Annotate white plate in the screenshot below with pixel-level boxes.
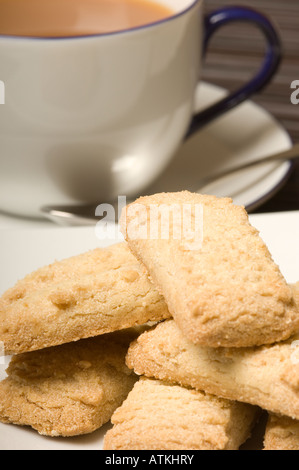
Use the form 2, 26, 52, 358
0, 211, 298, 450
144, 82, 293, 212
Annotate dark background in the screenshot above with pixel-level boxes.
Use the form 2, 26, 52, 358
203, 0, 299, 212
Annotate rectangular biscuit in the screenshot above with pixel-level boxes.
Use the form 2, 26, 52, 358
120, 191, 299, 347
126, 308, 299, 421
0, 329, 138, 437
264, 414, 299, 450
103, 377, 259, 450
0, 242, 170, 355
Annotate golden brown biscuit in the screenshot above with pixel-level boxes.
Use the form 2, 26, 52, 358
121, 191, 299, 347
0, 242, 170, 355
0, 330, 138, 437
103, 377, 258, 450
264, 414, 299, 450
293, 281, 299, 305
126, 318, 299, 420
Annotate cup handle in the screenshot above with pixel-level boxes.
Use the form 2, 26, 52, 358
186, 6, 282, 139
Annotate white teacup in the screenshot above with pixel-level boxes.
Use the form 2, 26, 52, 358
0, 0, 281, 217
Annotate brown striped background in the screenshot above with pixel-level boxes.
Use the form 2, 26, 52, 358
202, 0, 299, 212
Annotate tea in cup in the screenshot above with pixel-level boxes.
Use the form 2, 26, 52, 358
0, 0, 281, 217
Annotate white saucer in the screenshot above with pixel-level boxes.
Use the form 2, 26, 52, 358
144, 82, 293, 211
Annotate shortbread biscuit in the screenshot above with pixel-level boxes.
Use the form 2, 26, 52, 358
0, 330, 138, 437
293, 281, 299, 303
126, 316, 299, 420
264, 414, 299, 450
121, 191, 299, 347
0, 242, 170, 355
103, 377, 258, 450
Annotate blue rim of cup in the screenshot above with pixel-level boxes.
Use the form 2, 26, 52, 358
0, 0, 201, 41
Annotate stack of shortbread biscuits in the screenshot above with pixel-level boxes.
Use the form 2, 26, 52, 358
0, 191, 298, 450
